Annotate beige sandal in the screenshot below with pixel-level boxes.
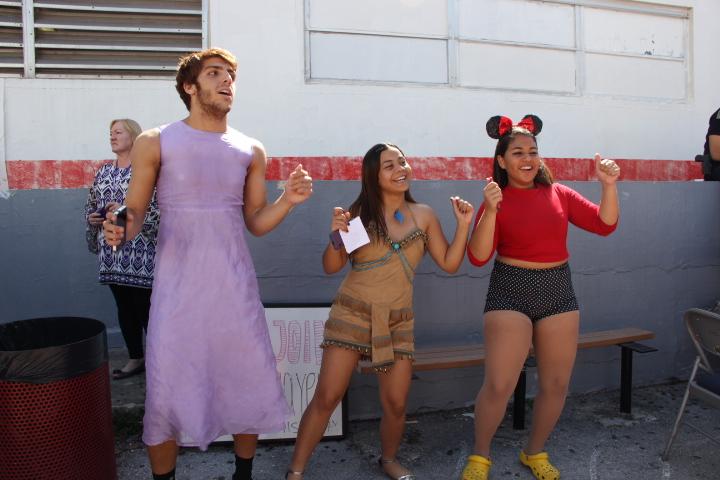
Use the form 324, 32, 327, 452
285, 469, 303, 479
378, 457, 416, 480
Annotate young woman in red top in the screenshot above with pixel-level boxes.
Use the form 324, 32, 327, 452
461, 115, 620, 480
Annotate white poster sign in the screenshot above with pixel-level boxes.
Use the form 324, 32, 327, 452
217, 304, 345, 443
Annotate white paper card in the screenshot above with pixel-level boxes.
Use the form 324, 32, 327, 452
339, 217, 371, 254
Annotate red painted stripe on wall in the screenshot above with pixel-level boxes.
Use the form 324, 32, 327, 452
6, 160, 107, 190
5, 157, 702, 190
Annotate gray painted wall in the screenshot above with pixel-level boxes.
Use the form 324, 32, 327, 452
2, 181, 719, 419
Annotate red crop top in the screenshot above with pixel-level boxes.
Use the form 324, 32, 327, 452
467, 183, 617, 266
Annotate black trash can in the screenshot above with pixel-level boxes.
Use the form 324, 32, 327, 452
0, 317, 117, 480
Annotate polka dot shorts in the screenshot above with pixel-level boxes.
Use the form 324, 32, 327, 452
484, 261, 579, 322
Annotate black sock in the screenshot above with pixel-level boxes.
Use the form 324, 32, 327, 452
233, 454, 254, 480
152, 469, 175, 480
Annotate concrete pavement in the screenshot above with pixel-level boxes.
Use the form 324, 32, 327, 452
110, 349, 719, 480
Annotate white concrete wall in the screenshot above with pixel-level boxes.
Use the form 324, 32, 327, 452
3, 0, 720, 162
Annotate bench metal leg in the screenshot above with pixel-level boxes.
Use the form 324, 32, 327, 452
620, 346, 633, 413
513, 369, 526, 430
619, 342, 657, 414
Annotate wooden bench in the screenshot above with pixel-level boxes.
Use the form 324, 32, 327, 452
358, 327, 657, 429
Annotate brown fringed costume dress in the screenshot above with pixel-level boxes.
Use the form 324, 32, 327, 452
321, 214, 428, 372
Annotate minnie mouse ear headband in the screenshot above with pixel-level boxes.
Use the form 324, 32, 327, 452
486, 114, 543, 139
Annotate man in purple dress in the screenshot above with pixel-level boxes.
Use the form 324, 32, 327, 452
104, 48, 312, 480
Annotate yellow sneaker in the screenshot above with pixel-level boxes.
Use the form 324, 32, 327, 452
519, 450, 560, 480
461, 454, 491, 480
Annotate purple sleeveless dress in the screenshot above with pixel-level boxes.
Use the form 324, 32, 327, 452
142, 121, 290, 449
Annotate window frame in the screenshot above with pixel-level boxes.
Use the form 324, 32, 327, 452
303, 0, 691, 102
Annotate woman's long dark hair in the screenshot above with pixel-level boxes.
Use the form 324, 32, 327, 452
349, 143, 416, 240
492, 127, 554, 188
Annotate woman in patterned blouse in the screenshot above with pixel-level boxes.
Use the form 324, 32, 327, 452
84, 118, 160, 380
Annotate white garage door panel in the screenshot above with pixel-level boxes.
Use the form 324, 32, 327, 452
310, 32, 448, 83
458, 42, 576, 92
